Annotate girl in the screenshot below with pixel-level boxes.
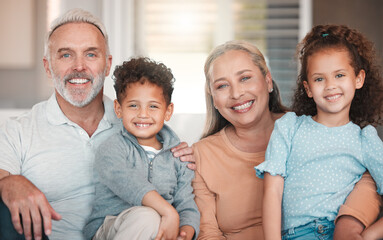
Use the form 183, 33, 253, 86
255, 24, 383, 240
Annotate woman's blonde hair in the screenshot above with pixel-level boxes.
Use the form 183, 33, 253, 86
201, 40, 287, 139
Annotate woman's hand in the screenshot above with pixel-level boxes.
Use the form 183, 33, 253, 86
171, 142, 196, 170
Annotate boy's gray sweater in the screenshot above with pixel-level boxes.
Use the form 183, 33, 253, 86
83, 124, 200, 239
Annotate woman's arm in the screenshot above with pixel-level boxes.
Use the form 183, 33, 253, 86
362, 216, 383, 240
263, 172, 284, 240
334, 172, 382, 240
192, 170, 225, 240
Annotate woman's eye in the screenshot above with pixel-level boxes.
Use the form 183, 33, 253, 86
217, 84, 228, 89
241, 76, 250, 81
335, 74, 344, 78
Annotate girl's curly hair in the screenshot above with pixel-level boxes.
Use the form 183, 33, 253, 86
113, 57, 175, 105
292, 24, 383, 128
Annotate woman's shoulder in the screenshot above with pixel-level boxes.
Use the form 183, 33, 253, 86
193, 129, 223, 149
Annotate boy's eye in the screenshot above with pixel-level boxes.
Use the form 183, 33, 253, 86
128, 104, 137, 108
150, 105, 159, 109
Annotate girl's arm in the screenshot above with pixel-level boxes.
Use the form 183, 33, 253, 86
362, 217, 383, 240
263, 172, 284, 240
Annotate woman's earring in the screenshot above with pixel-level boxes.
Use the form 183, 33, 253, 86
269, 88, 274, 93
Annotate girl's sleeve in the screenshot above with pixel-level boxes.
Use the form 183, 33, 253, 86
336, 171, 382, 228
191, 144, 226, 240
254, 112, 297, 179
361, 126, 383, 195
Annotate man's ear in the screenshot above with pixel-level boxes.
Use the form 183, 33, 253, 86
303, 81, 313, 98
114, 99, 122, 119
355, 69, 365, 89
105, 55, 113, 76
164, 103, 174, 121
43, 57, 52, 78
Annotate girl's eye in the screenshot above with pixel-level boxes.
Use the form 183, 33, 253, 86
335, 73, 344, 78
314, 77, 323, 82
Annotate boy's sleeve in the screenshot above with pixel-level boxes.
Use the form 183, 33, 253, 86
95, 135, 156, 206
336, 172, 382, 228
172, 159, 200, 240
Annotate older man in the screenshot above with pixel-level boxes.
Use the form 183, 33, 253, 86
0, 9, 192, 240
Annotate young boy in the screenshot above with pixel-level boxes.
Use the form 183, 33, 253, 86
83, 57, 200, 240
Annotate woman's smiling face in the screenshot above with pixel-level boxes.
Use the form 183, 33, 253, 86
208, 50, 273, 128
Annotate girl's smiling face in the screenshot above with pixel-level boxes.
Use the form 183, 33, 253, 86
304, 48, 365, 126
208, 50, 273, 128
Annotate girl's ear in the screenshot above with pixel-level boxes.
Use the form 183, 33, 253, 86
356, 69, 366, 89
164, 103, 174, 121
114, 99, 122, 119
303, 81, 313, 98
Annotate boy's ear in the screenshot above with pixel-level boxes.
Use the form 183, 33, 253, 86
114, 99, 122, 119
356, 69, 365, 89
164, 103, 174, 121
303, 81, 313, 98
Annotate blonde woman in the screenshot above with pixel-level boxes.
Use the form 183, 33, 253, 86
192, 40, 381, 240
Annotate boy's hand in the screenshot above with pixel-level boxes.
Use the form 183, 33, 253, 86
177, 225, 195, 240
154, 207, 179, 240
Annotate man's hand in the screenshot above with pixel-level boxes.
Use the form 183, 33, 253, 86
171, 142, 196, 170
333, 215, 364, 240
0, 175, 61, 240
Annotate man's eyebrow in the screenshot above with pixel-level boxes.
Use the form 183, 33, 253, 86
57, 48, 71, 53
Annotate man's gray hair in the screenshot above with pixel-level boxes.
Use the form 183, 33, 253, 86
44, 8, 110, 59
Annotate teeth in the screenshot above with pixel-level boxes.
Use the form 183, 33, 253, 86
68, 78, 89, 84
233, 101, 253, 110
326, 95, 341, 100
136, 123, 150, 128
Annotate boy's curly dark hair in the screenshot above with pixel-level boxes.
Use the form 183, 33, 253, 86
292, 24, 383, 128
113, 57, 175, 105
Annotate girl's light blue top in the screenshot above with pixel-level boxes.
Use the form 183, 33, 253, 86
255, 112, 383, 230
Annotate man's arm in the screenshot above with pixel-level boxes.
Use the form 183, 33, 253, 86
0, 169, 61, 240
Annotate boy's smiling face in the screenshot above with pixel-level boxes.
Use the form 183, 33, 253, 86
114, 81, 174, 149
